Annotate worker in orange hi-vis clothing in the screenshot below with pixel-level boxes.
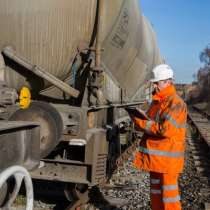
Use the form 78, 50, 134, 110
132, 64, 187, 210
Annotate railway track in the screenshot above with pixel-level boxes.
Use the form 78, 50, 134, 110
188, 105, 210, 210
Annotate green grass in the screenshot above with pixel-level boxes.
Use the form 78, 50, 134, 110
14, 195, 26, 206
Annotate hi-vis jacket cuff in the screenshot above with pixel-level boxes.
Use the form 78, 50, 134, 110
145, 120, 153, 133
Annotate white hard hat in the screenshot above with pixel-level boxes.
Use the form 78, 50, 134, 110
150, 64, 174, 82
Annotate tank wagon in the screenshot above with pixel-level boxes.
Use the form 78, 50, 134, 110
0, 0, 162, 207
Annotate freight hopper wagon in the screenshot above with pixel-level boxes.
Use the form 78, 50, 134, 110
0, 0, 162, 206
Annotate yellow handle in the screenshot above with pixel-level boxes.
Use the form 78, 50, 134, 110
19, 87, 31, 109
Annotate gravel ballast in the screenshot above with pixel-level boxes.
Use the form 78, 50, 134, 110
98, 133, 210, 210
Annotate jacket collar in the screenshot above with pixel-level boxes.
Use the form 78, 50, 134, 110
152, 84, 176, 102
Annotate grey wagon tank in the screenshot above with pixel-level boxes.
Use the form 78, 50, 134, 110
0, 0, 162, 99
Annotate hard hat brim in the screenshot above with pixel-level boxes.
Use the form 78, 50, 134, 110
150, 78, 158, 83
150, 77, 173, 83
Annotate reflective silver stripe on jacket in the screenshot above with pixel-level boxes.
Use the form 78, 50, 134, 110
163, 195, 180, 203
151, 179, 160, 184
145, 120, 153, 132
162, 184, 178, 191
163, 113, 186, 128
151, 189, 161, 194
154, 110, 161, 122
139, 147, 184, 157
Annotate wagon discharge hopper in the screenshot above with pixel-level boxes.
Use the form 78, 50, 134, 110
0, 0, 162, 205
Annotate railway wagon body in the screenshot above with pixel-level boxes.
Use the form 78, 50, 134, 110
0, 0, 162, 204
0, 0, 161, 100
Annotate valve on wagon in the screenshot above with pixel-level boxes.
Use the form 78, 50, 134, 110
0, 81, 18, 107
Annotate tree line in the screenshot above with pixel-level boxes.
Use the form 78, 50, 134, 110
188, 44, 210, 103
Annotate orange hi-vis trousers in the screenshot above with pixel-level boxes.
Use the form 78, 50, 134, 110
150, 172, 182, 210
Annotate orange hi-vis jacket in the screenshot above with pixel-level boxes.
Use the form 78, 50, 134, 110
133, 85, 187, 173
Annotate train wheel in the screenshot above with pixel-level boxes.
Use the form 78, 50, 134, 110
9, 101, 63, 158
64, 184, 88, 202
0, 182, 8, 207
64, 183, 76, 202
64, 184, 89, 210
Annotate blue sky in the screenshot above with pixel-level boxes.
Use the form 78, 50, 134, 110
139, 0, 210, 84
